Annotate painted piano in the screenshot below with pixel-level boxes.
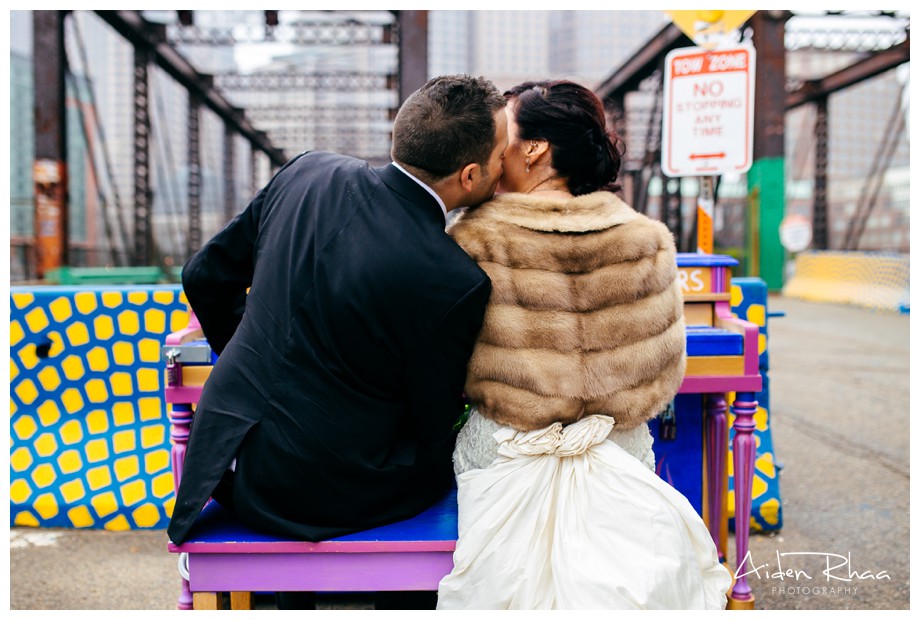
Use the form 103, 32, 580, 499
660, 253, 762, 609
163, 252, 763, 609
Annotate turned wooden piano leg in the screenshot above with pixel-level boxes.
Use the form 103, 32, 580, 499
728, 394, 758, 610
705, 394, 728, 563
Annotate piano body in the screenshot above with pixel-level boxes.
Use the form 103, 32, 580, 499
162, 252, 763, 609
663, 253, 762, 609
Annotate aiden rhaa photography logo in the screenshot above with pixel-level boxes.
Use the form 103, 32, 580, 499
735, 551, 891, 597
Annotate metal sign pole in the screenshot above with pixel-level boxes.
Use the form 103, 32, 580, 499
697, 176, 715, 253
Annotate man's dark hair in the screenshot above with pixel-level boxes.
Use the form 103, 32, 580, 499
391, 75, 505, 182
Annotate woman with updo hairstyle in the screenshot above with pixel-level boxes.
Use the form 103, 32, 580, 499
437, 80, 732, 609
503, 80, 623, 197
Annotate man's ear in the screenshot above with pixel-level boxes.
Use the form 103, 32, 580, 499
459, 162, 480, 193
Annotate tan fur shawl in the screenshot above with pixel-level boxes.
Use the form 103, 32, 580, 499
448, 191, 686, 431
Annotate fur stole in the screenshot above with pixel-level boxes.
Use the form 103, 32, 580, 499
448, 191, 686, 431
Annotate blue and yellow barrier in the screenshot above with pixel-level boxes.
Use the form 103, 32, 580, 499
727, 277, 782, 532
10, 280, 783, 532
10, 286, 189, 529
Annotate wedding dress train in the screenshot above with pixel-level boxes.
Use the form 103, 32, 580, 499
437, 413, 732, 610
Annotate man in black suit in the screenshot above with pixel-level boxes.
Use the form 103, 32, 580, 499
167, 75, 508, 555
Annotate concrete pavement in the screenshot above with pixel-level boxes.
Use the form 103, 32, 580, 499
8, 295, 911, 610
728, 295, 910, 610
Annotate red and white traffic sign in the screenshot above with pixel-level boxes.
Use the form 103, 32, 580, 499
779, 214, 813, 253
662, 45, 756, 177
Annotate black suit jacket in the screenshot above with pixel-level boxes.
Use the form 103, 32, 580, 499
167, 152, 490, 545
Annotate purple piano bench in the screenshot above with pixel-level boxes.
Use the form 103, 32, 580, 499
167, 491, 458, 610
163, 314, 457, 610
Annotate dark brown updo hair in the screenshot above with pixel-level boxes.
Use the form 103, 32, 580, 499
504, 80, 623, 196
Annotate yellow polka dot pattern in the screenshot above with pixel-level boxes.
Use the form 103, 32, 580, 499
726, 277, 782, 532
10, 285, 189, 529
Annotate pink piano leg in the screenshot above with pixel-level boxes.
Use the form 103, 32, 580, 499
169, 402, 195, 610
728, 394, 758, 609
705, 394, 728, 562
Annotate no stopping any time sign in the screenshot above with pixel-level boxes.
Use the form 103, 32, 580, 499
662, 45, 756, 177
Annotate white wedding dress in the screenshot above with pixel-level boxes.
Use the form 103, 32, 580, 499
437, 410, 733, 610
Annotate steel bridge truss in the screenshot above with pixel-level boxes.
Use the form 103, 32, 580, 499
31, 10, 428, 274
596, 10, 910, 254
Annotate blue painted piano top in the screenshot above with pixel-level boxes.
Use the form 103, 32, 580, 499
676, 253, 739, 268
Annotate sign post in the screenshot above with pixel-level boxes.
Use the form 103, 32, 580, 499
662, 44, 756, 254
696, 176, 715, 254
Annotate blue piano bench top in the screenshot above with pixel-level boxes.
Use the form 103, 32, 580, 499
177, 489, 459, 547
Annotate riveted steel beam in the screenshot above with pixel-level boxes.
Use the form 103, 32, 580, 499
187, 94, 202, 256
96, 10, 287, 166
215, 72, 397, 92
395, 10, 428, 104
812, 98, 829, 249
785, 35, 910, 109
32, 10, 70, 276
133, 47, 152, 266
167, 18, 393, 46
595, 13, 909, 112
224, 125, 237, 223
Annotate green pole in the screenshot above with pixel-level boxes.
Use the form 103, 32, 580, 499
748, 11, 789, 291
747, 157, 785, 289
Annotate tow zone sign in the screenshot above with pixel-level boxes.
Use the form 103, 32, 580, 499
662, 45, 756, 177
